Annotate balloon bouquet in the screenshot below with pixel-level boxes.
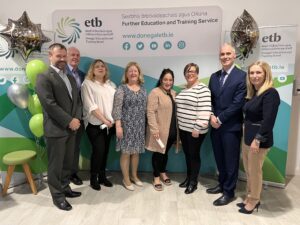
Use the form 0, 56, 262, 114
7, 59, 47, 137
6, 59, 48, 185
1, 11, 50, 138
2, 11, 51, 183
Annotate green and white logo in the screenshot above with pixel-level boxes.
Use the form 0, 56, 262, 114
55, 17, 82, 44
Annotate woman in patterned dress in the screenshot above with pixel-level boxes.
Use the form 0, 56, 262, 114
112, 62, 147, 191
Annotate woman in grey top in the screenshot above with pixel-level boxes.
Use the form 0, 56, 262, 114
112, 62, 147, 191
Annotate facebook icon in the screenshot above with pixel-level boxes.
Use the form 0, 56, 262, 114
123, 42, 131, 51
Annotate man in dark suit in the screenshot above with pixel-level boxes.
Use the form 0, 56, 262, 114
66, 47, 85, 185
207, 43, 246, 206
36, 43, 82, 211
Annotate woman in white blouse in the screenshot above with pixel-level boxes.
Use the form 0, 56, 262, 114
81, 59, 116, 191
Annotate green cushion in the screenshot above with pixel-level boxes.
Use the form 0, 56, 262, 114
3, 150, 37, 165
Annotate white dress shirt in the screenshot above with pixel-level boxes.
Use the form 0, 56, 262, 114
81, 79, 116, 128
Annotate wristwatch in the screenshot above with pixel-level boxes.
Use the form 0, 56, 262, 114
254, 139, 260, 145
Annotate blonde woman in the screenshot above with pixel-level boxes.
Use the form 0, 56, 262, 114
81, 59, 116, 191
112, 62, 147, 191
238, 61, 280, 214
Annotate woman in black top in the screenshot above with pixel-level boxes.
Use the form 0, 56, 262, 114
238, 61, 280, 214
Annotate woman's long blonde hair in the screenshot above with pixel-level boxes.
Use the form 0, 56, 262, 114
246, 60, 273, 99
86, 59, 109, 83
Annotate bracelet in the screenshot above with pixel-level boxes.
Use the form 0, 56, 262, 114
254, 139, 260, 145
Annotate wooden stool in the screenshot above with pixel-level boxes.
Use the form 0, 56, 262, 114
2, 150, 37, 196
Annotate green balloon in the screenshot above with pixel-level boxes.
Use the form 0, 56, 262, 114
28, 94, 43, 115
26, 59, 48, 87
29, 113, 44, 137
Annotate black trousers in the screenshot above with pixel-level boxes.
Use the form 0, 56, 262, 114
45, 134, 75, 202
179, 129, 206, 183
152, 137, 176, 177
86, 123, 114, 175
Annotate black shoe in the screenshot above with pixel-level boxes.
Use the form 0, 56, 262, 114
70, 174, 83, 185
236, 202, 246, 208
98, 172, 113, 187
206, 185, 223, 194
90, 175, 101, 191
184, 183, 197, 194
99, 178, 113, 187
179, 178, 190, 188
53, 199, 72, 211
64, 190, 81, 198
239, 202, 260, 214
213, 195, 234, 206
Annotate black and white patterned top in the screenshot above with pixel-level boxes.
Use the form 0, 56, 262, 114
112, 84, 147, 154
175, 83, 211, 134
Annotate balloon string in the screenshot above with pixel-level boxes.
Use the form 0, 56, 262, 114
24, 110, 46, 185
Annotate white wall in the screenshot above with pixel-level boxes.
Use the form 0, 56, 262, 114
1, 0, 300, 175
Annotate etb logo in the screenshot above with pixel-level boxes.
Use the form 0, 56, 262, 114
85, 17, 103, 27
262, 33, 281, 42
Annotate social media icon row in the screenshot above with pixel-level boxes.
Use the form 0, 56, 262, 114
122, 41, 186, 51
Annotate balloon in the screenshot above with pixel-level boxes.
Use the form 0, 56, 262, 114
26, 59, 48, 87
7, 83, 30, 109
28, 94, 43, 115
0, 11, 51, 61
29, 113, 44, 137
230, 10, 259, 60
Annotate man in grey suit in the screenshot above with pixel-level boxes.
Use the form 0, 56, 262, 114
36, 43, 82, 211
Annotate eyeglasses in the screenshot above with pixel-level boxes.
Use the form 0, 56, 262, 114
186, 70, 198, 75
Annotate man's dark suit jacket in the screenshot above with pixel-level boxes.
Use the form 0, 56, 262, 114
66, 65, 85, 85
36, 67, 82, 138
209, 66, 247, 132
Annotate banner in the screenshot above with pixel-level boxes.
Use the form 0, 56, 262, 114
52, 6, 222, 173
226, 25, 297, 187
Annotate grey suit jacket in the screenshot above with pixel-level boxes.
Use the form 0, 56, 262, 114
36, 66, 82, 138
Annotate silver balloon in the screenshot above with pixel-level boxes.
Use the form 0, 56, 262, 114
230, 10, 259, 60
7, 83, 30, 109
0, 11, 51, 61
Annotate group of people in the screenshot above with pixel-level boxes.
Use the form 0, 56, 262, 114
36, 42, 280, 214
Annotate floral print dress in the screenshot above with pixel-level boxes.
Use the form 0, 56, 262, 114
112, 84, 147, 154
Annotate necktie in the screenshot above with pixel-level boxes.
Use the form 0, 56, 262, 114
219, 71, 227, 87
72, 68, 82, 90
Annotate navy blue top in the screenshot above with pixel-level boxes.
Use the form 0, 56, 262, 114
243, 88, 280, 148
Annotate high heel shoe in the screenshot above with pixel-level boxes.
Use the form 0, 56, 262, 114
238, 202, 260, 214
